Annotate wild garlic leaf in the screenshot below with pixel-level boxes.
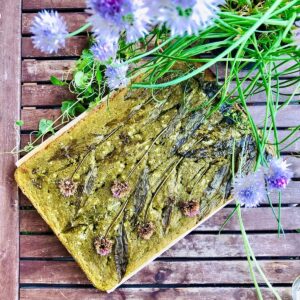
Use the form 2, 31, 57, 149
114, 222, 128, 281
83, 165, 97, 195
132, 167, 149, 225
162, 201, 174, 233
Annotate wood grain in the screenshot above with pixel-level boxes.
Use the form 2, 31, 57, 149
22, 36, 88, 58
20, 207, 300, 233
20, 259, 300, 284
19, 287, 292, 300
22, 13, 89, 34
20, 233, 300, 258
0, 0, 21, 299
225, 80, 300, 103
22, 0, 86, 10
22, 60, 75, 82
13, 1, 300, 298
22, 84, 75, 106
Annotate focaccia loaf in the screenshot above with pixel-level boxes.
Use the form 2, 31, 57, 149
15, 67, 257, 291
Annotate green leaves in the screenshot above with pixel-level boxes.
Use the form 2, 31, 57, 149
15, 120, 24, 127
96, 68, 102, 85
32, 49, 105, 149
37, 119, 55, 137
70, 49, 104, 104
61, 100, 85, 117
50, 76, 67, 86
114, 221, 129, 281
74, 71, 87, 88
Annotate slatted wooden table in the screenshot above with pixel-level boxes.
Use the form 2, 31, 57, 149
0, 0, 300, 299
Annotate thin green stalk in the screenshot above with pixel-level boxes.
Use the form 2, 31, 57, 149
118, 36, 175, 65
237, 205, 281, 300
266, 194, 285, 235
236, 204, 263, 300
277, 192, 282, 237
218, 12, 289, 27
133, 0, 283, 89
67, 23, 91, 37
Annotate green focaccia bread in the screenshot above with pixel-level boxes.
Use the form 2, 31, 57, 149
15, 72, 257, 292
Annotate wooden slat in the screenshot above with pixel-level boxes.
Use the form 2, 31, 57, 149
284, 155, 300, 178
22, 36, 88, 58
20, 207, 300, 233
18, 179, 300, 206
269, 130, 300, 153
22, 84, 75, 106
17, 4, 300, 297
20, 259, 300, 284
225, 80, 300, 103
0, 0, 21, 299
19, 287, 292, 300
21, 83, 300, 106
20, 233, 300, 258
250, 105, 300, 128
22, 59, 300, 82
19, 106, 300, 131
22, 60, 75, 82
22, 13, 89, 35
21, 108, 61, 131
22, 0, 86, 10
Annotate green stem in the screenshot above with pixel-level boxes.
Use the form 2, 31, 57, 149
218, 12, 289, 27
133, 0, 283, 89
237, 204, 263, 300
67, 23, 91, 37
237, 205, 281, 300
117, 36, 175, 66
277, 192, 282, 237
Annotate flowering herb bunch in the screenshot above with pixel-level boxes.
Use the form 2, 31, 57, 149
16, 0, 300, 298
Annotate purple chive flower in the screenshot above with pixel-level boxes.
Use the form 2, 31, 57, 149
158, 0, 224, 37
233, 171, 266, 208
105, 60, 129, 90
86, 0, 150, 44
88, 0, 129, 23
91, 40, 118, 63
30, 10, 68, 54
265, 158, 293, 191
172, 0, 197, 9
123, 2, 151, 43
86, 0, 123, 42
